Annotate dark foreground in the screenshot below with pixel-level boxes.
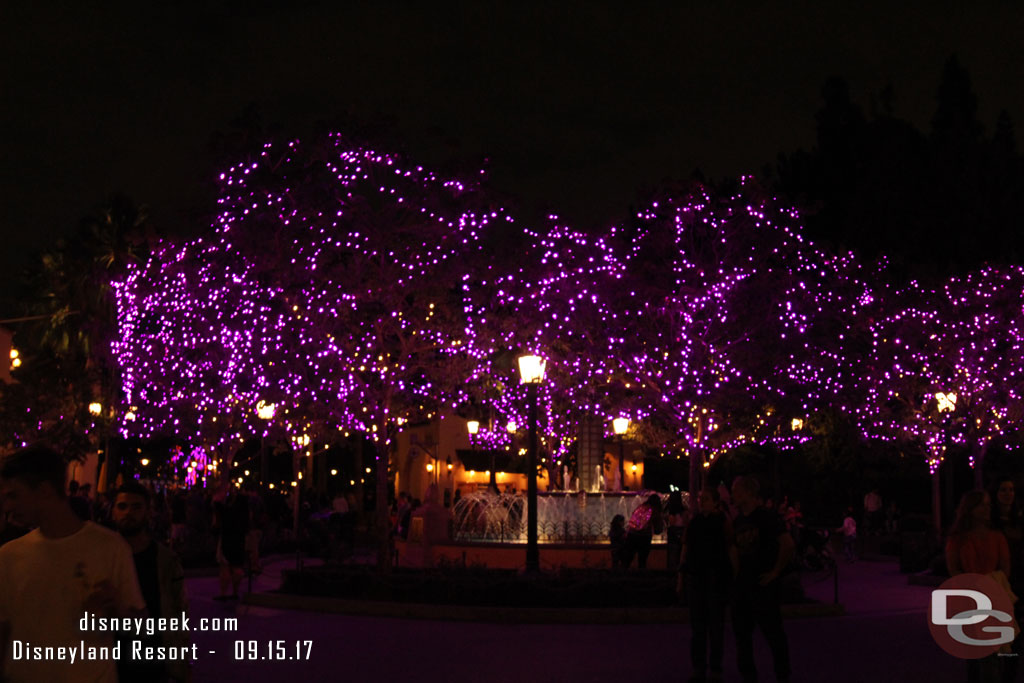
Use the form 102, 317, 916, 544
184, 556, 967, 683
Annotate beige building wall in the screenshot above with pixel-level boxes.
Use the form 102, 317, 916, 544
394, 411, 552, 503
394, 411, 468, 502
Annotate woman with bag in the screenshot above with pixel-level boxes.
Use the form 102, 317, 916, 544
621, 494, 664, 569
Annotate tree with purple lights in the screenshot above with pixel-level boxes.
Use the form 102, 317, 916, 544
113, 135, 506, 567
112, 126, 1024, 552
461, 180, 876, 497
858, 267, 1024, 502
461, 215, 636, 488
610, 180, 875, 496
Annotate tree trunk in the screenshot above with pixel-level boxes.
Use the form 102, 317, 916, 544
689, 416, 705, 501
689, 445, 702, 502
353, 442, 365, 517
375, 439, 392, 573
577, 414, 603, 491
944, 454, 955, 526
773, 446, 781, 505
973, 442, 989, 489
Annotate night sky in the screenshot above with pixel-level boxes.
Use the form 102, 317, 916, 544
3, 1, 1023, 300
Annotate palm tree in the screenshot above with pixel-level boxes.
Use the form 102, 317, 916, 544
11, 195, 154, 467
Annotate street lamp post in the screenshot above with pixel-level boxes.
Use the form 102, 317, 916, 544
612, 417, 629, 492
293, 433, 310, 570
88, 402, 112, 493
467, 419, 496, 493
935, 391, 957, 531
256, 401, 276, 486
518, 355, 546, 573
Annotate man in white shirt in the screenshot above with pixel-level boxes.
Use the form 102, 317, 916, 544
0, 446, 146, 683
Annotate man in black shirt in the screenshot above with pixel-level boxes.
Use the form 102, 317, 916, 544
680, 487, 737, 683
113, 481, 190, 683
730, 476, 793, 683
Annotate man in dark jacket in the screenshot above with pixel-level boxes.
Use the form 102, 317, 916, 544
731, 476, 793, 683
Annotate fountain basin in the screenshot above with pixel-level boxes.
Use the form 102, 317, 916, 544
395, 537, 670, 570
451, 490, 681, 544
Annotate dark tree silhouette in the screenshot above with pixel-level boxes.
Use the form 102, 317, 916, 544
770, 56, 1024, 277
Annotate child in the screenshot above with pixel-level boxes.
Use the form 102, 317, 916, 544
839, 507, 857, 562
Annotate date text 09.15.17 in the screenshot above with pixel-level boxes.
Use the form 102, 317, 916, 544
233, 640, 313, 661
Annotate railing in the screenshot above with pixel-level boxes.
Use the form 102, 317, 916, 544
453, 520, 668, 545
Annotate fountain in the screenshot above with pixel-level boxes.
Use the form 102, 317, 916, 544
451, 490, 687, 544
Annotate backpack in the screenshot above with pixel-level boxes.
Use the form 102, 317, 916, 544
628, 504, 654, 533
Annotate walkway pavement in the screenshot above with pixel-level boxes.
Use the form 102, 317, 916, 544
182, 554, 969, 683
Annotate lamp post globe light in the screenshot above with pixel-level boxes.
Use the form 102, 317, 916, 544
256, 401, 277, 421
935, 392, 957, 414
612, 417, 629, 492
517, 355, 546, 573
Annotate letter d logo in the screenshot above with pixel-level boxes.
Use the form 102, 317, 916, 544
932, 589, 992, 626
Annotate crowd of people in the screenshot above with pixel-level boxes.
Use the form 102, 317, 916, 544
607, 478, 793, 683
604, 481, 906, 683
598, 475, 1024, 683
7, 437, 1021, 683
0, 444, 363, 682
0, 446, 190, 682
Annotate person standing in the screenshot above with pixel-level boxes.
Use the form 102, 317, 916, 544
947, 489, 1011, 577
112, 481, 191, 683
991, 477, 1024, 683
170, 488, 187, 550
0, 446, 145, 683
622, 494, 664, 569
395, 491, 412, 539
730, 476, 793, 683
609, 514, 627, 569
948, 489, 1013, 683
244, 482, 266, 575
838, 507, 858, 562
68, 479, 92, 521
679, 487, 737, 683
863, 488, 882, 535
665, 490, 688, 572
213, 483, 249, 600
